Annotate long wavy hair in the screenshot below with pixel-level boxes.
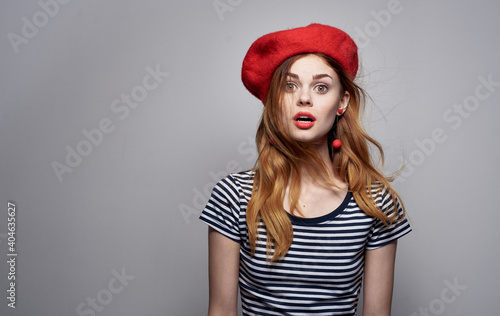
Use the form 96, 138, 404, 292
246, 53, 406, 262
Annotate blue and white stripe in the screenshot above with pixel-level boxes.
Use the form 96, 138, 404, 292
200, 170, 412, 316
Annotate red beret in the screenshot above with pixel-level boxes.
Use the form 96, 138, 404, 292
241, 23, 358, 104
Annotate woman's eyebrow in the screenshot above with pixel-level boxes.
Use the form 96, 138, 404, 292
285, 72, 333, 80
312, 74, 333, 80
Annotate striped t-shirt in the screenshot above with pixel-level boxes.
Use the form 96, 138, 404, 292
199, 170, 412, 316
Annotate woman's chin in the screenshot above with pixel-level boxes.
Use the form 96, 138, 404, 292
295, 137, 328, 147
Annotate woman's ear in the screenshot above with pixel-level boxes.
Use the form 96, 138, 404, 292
337, 91, 350, 115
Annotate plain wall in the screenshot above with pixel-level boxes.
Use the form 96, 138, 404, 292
1, 0, 499, 315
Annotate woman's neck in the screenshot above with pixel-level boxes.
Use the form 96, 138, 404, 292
294, 140, 346, 190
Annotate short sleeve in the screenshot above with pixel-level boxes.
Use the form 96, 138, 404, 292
199, 175, 242, 243
366, 189, 412, 250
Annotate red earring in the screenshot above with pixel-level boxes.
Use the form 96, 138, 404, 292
332, 139, 341, 149
333, 110, 343, 149
269, 137, 275, 145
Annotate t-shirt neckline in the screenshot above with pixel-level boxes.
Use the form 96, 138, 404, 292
286, 190, 353, 225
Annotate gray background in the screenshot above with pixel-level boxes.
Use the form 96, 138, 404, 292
1, 0, 499, 315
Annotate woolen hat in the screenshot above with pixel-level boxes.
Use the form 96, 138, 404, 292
241, 23, 358, 104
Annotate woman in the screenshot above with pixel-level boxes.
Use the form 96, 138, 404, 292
200, 23, 412, 316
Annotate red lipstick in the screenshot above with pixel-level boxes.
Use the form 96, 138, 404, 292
293, 111, 316, 129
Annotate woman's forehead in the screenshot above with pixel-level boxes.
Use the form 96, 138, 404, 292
288, 55, 336, 78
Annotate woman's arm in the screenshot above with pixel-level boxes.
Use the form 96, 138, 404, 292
362, 241, 398, 316
207, 227, 240, 316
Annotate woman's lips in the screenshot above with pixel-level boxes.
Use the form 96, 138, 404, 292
294, 120, 315, 128
293, 111, 316, 129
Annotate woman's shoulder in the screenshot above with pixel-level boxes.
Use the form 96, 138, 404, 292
211, 170, 255, 205
229, 169, 255, 181
366, 181, 398, 207
365, 181, 407, 221
217, 169, 255, 191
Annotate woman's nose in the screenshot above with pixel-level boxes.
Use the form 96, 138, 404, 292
297, 90, 312, 106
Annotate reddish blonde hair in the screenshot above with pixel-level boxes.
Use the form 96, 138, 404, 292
246, 53, 406, 262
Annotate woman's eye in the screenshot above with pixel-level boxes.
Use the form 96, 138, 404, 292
285, 82, 296, 91
314, 84, 328, 93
